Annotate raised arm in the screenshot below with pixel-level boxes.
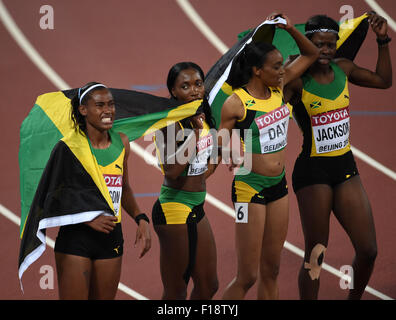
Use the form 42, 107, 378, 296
336, 13, 392, 89
269, 14, 319, 86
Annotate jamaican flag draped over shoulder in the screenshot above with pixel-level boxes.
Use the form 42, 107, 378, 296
205, 14, 370, 129
18, 88, 202, 282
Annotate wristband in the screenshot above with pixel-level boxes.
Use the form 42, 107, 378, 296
377, 36, 391, 46
134, 213, 150, 225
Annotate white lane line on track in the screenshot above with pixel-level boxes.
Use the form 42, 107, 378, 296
175, 0, 228, 54
351, 146, 396, 181
176, 0, 396, 182
0, 0, 147, 301
364, 0, 396, 32
0, 1, 68, 90
176, 0, 395, 300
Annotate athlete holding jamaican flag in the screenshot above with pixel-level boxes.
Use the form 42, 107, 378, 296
19, 83, 152, 298
19, 87, 203, 238
283, 12, 392, 300
18, 83, 203, 295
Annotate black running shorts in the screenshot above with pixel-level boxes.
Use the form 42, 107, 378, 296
54, 221, 124, 259
292, 150, 359, 192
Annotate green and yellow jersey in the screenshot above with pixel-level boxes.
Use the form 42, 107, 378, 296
234, 87, 292, 154
294, 61, 351, 158
89, 129, 125, 223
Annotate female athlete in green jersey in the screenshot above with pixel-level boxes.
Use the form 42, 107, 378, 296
284, 13, 392, 300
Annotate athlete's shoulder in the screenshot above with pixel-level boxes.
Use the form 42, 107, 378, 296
333, 58, 353, 77
227, 91, 245, 104
117, 131, 127, 140
223, 92, 245, 119
117, 131, 129, 152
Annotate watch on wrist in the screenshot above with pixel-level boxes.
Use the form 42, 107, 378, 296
377, 36, 391, 46
134, 213, 150, 225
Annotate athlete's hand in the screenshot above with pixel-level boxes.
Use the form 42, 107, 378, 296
227, 154, 243, 172
135, 220, 151, 258
190, 113, 205, 130
85, 215, 117, 233
189, 113, 205, 144
368, 12, 388, 39
267, 13, 292, 31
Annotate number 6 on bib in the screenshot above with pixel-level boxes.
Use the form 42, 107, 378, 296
235, 203, 248, 223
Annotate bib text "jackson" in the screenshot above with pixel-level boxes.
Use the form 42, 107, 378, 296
311, 107, 350, 154
104, 174, 123, 216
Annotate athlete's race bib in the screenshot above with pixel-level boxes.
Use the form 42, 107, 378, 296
311, 107, 350, 154
103, 174, 123, 216
255, 104, 290, 154
187, 133, 213, 176
234, 202, 248, 223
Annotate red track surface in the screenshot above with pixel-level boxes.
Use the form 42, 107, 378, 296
1, 0, 395, 300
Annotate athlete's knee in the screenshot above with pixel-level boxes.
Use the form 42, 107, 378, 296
162, 288, 188, 300
355, 243, 377, 264
162, 283, 188, 300
303, 243, 327, 281
207, 277, 219, 297
192, 277, 219, 299
237, 271, 258, 290
260, 261, 280, 280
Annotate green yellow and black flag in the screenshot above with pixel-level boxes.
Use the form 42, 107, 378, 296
205, 14, 370, 129
18, 129, 115, 283
18, 88, 202, 283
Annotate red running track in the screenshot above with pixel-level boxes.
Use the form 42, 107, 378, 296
0, 0, 395, 300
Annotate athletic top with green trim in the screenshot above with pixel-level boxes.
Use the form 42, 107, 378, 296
293, 61, 351, 158
234, 87, 292, 154
89, 129, 125, 223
